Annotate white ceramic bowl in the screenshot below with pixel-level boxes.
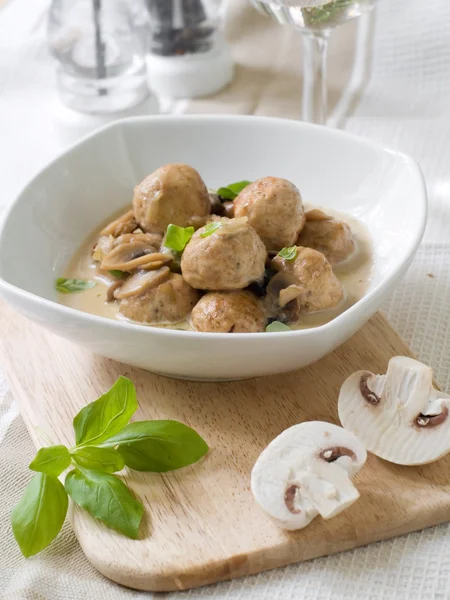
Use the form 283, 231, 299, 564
0, 116, 426, 380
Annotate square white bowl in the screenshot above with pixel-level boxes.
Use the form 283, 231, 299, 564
0, 116, 426, 380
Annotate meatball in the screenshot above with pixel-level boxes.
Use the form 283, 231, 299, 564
118, 273, 200, 324
133, 164, 211, 234
191, 291, 266, 333
297, 209, 355, 265
181, 218, 267, 290
271, 246, 344, 315
233, 177, 305, 251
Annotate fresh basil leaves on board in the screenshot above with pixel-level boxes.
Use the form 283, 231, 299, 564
11, 377, 208, 557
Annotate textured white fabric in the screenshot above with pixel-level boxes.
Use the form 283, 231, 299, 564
2, 0, 450, 598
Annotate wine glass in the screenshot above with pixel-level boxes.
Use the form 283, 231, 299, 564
251, 0, 376, 124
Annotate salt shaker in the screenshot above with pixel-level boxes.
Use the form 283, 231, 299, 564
48, 0, 150, 113
146, 0, 234, 98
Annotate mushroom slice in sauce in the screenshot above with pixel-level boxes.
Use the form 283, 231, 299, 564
93, 232, 162, 264
113, 232, 163, 248
101, 242, 170, 272
100, 209, 138, 237
114, 267, 171, 300
265, 272, 300, 318
251, 421, 367, 530
106, 280, 124, 303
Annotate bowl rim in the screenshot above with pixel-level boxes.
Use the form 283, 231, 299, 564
0, 114, 428, 340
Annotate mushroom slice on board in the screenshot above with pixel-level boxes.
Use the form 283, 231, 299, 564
338, 356, 450, 466
251, 421, 366, 530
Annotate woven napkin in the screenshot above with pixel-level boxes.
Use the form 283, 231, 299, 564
1, 0, 450, 598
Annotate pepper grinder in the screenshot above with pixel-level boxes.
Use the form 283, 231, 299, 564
48, 0, 150, 113
146, 0, 234, 99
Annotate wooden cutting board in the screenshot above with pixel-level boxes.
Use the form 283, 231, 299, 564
1, 301, 450, 592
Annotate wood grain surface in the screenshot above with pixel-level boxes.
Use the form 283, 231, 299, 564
1, 301, 450, 592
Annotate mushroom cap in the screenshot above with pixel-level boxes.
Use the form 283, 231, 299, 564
191, 291, 266, 333
338, 356, 450, 466
297, 210, 355, 266
271, 246, 344, 316
251, 421, 366, 530
181, 218, 267, 290
118, 273, 200, 324
132, 164, 211, 234
233, 177, 305, 251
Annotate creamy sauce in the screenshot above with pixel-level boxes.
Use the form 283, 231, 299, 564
60, 205, 374, 331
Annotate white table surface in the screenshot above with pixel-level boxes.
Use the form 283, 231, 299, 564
1, 0, 450, 598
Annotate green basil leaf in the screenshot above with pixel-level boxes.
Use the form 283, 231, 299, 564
73, 376, 137, 447
109, 270, 127, 279
72, 446, 125, 473
266, 321, 291, 332
29, 445, 71, 477
11, 473, 68, 558
65, 468, 143, 539
200, 222, 222, 238
101, 421, 209, 472
277, 246, 298, 261
164, 224, 194, 252
55, 278, 96, 294
216, 180, 252, 200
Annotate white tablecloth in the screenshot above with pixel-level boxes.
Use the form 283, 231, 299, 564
2, 0, 450, 598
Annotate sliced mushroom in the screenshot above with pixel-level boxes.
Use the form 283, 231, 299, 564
279, 285, 303, 308
113, 267, 171, 300
113, 232, 163, 248
101, 241, 170, 272
92, 232, 162, 264
338, 356, 450, 465
100, 209, 137, 237
251, 421, 367, 530
106, 280, 124, 302
92, 235, 115, 262
264, 272, 301, 321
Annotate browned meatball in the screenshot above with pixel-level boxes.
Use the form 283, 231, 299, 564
233, 177, 305, 251
191, 291, 266, 333
271, 246, 344, 316
181, 218, 267, 290
133, 164, 211, 234
118, 273, 200, 324
297, 209, 355, 266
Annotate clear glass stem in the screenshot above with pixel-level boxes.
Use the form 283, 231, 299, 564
301, 30, 330, 125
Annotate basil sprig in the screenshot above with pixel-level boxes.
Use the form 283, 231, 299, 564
200, 222, 222, 238
55, 278, 96, 294
109, 270, 127, 279
11, 377, 208, 558
216, 180, 252, 200
277, 246, 298, 261
164, 224, 194, 252
266, 321, 291, 332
